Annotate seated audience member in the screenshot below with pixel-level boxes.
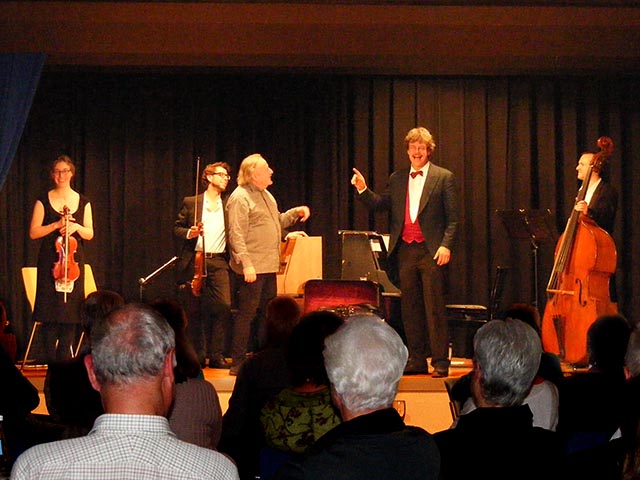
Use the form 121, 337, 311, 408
219, 295, 301, 480
558, 314, 631, 453
276, 315, 440, 480
259, 311, 343, 477
456, 374, 559, 431
151, 298, 223, 449
434, 319, 563, 480
0, 299, 17, 361
620, 326, 640, 479
11, 303, 239, 480
504, 303, 564, 385
559, 314, 632, 478
44, 290, 124, 436
0, 342, 40, 467
623, 423, 640, 480
451, 304, 561, 431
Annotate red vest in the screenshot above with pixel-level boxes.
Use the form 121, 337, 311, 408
402, 188, 425, 243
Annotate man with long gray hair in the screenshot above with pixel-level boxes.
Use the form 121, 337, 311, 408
276, 315, 440, 480
226, 153, 310, 372
12, 303, 239, 479
434, 318, 563, 479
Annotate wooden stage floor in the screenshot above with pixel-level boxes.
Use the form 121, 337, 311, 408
23, 357, 473, 434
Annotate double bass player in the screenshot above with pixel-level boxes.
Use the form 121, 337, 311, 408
542, 138, 619, 365
574, 151, 618, 248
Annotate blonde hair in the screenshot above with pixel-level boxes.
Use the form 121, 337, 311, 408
405, 127, 436, 154
237, 153, 265, 186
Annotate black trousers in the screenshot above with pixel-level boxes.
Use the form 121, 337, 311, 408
397, 241, 450, 368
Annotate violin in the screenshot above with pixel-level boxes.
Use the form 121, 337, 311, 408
52, 205, 81, 302
190, 157, 207, 297
191, 223, 206, 297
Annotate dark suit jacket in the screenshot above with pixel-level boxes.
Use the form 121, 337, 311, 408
435, 405, 563, 480
359, 162, 458, 262
587, 180, 617, 235
173, 193, 229, 284
275, 408, 440, 480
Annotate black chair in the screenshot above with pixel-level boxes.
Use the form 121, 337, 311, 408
446, 266, 508, 358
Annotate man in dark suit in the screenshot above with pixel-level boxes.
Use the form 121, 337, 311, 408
574, 151, 618, 301
574, 151, 617, 236
174, 162, 233, 369
351, 127, 458, 376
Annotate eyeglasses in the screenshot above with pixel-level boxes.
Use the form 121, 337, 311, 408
53, 169, 72, 176
212, 172, 230, 179
408, 145, 428, 152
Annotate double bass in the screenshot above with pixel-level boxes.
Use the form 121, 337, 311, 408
541, 137, 618, 365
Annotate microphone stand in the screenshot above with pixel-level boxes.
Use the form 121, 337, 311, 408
138, 256, 178, 301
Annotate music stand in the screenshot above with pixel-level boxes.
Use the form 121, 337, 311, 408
496, 209, 557, 308
138, 256, 178, 301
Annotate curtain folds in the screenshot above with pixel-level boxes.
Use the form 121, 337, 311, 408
1, 72, 638, 351
0, 53, 45, 190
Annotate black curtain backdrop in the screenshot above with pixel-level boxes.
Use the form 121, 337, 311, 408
1, 71, 639, 353
0, 53, 45, 190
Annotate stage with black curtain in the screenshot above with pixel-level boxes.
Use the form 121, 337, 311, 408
1, 71, 640, 355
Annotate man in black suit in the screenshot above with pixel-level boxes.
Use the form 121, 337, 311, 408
574, 151, 617, 236
352, 127, 458, 376
174, 162, 233, 369
574, 151, 618, 301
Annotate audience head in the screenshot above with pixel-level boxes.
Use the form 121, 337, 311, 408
80, 290, 125, 337
324, 315, 408, 418
587, 313, 631, 373
472, 318, 541, 407
286, 310, 343, 388
0, 299, 8, 332
504, 303, 541, 337
150, 298, 200, 383
626, 327, 640, 379
88, 303, 175, 388
265, 295, 302, 348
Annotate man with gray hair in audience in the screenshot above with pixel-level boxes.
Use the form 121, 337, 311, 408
11, 303, 239, 480
434, 318, 563, 480
276, 314, 440, 480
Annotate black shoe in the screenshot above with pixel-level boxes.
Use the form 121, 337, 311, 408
209, 355, 231, 369
431, 361, 450, 378
432, 367, 449, 378
229, 358, 246, 376
404, 358, 428, 375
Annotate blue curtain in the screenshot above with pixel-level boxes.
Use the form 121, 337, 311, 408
0, 53, 45, 190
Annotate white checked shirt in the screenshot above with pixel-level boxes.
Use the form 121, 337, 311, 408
11, 414, 239, 480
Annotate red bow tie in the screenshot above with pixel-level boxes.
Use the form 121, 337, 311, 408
410, 170, 423, 179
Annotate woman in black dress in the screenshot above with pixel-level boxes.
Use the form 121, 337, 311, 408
28, 155, 94, 363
